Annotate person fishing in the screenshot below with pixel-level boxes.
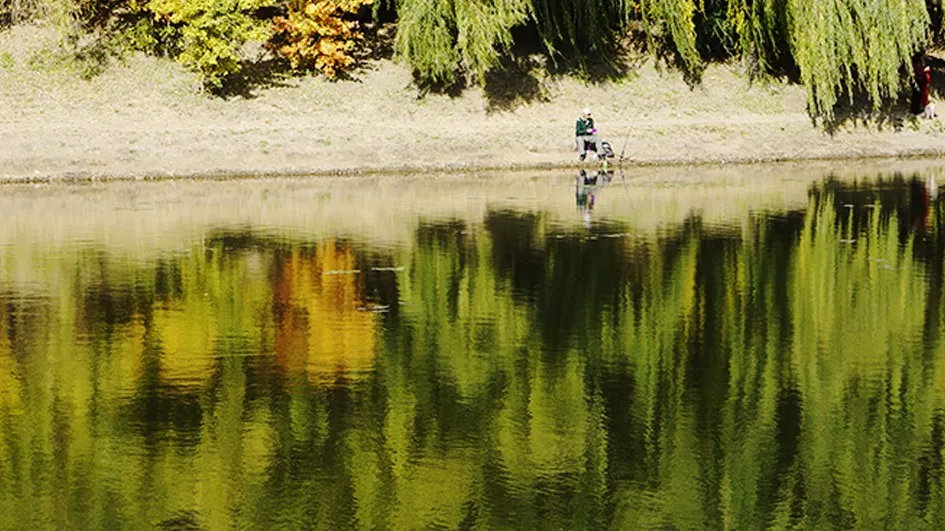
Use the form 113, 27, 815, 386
575, 108, 601, 161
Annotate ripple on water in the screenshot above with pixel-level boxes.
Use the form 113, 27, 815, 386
1, 171, 944, 528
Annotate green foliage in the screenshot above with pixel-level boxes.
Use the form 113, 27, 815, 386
389, 0, 932, 120
638, 0, 701, 72
454, 0, 529, 80
724, 0, 928, 118
694, 0, 736, 59
787, 0, 929, 119
0, 50, 13, 67
146, 0, 275, 88
116, 12, 179, 56
394, 0, 638, 84
0, 0, 938, 115
929, 0, 945, 41
115, 0, 372, 87
394, 0, 460, 84
394, 0, 530, 85
26, 37, 115, 78
391, 0, 696, 85
0, 0, 48, 27
530, 0, 631, 62
725, 0, 789, 72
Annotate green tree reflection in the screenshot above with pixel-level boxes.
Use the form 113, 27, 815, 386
0, 178, 943, 529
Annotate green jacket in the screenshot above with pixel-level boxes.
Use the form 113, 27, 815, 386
576, 116, 595, 136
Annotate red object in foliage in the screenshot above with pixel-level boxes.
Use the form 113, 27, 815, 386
920, 67, 931, 108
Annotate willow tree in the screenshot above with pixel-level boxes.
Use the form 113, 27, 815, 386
690, 0, 930, 118
392, 0, 700, 83
394, 0, 530, 84
725, 0, 790, 72
391, 0, 933, 122
638, 0, 701, 72
786, 0, 929, 119
529, 0, 631, 61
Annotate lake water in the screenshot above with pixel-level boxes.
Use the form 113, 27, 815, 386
1, 163, 944, 529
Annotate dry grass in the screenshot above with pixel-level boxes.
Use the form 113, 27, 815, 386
2, 24, 945, 181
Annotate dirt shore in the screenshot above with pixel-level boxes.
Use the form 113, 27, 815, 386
2, 25, 945, 182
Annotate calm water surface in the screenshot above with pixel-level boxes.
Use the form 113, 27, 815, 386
1, 165, 944, 528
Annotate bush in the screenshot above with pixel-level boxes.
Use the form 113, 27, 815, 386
268, 0, 371, 78
26, 36, 113, 79
1, 0, 48, 27
146, 0, 276, 88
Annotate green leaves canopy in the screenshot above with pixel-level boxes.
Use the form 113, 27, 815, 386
5, 0, 936, 116
392, 0, 931, 119
395, 0, 530, 84
786, 0, 929, 117
148, 0, 276, 88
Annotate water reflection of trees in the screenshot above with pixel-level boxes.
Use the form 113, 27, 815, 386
273, 240, 377, 385
0, 179, 944, 528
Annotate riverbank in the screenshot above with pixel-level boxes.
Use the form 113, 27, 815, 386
2, 25, 945, 182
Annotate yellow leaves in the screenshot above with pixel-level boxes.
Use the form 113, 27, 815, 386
273, 242, 377, 386
269, 0, 370, 79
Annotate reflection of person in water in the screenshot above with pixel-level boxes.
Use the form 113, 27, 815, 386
923, 175, 938, 228
909, 176, 939, 230
576, 170, 613, 228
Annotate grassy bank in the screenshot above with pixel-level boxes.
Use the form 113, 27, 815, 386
2, 25, 945, 182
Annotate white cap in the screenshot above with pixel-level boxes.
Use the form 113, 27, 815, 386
583, 108, 591, 115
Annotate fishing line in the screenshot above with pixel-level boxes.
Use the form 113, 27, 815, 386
618, 124, 632, 166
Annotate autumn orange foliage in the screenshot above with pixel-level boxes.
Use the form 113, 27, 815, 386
269, 0, 371, 79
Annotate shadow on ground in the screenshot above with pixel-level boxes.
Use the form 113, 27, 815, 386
482, 28, 642, 113
822, 54, 945, 134
215, 58, 295, 99
483, 54, 551, 112
217, 21, 397, 99
823, 97, 914, 135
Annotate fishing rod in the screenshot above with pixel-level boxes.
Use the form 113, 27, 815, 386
616, 124, 632, 183
618, 124, 632, 165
